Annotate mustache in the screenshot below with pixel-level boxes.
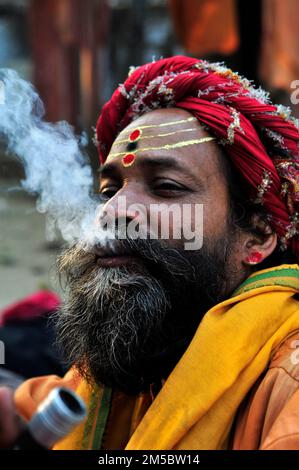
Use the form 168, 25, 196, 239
97, 238, 196, 275
60, 237, 197, 281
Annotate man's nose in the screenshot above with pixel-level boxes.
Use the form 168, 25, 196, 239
99, 185, 148, 231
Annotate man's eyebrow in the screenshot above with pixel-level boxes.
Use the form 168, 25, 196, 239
138, 156, 199, 182
99, 156, 202, 185
98, 162, 119, 179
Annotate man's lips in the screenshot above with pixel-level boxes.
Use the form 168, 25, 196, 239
94, 244, 143, 267
96, 254, 142, 267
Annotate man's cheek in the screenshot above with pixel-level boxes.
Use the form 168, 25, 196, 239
203, 200, 228, 240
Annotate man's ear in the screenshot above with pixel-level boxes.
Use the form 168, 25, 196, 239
241, 215, 277, 266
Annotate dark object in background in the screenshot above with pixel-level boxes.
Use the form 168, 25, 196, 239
236, 0, 262, 85
0, 367, 23, 390
0, 290, 66, 379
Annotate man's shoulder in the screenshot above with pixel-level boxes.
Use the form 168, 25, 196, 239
233, 330, 299, 450
259, 330, 299, 449
269, 329, 299, 380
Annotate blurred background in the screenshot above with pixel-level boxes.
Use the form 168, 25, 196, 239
1, 0, 299, 381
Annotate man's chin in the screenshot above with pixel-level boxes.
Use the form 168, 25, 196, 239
80, 354, 170, 396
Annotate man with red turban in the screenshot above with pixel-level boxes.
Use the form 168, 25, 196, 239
1, 56, 299, 450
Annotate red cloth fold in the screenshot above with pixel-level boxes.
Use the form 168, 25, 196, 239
0, 291, 60, 326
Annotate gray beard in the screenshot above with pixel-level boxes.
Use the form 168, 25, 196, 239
56, 266, 176, 394
55, 237, 235, 395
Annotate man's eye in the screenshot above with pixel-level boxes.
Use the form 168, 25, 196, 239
153, 180, 187, 193
99, 187, 119, 199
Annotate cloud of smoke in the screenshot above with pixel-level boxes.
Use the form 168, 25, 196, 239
0, 80, 4, 105
0, 68, 102, 245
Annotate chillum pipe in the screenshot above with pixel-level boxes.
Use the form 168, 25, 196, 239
14, 387, 87, 449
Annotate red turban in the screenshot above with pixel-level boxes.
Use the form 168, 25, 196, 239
96, 56, 299, 259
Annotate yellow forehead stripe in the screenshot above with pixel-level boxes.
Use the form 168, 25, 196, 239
121, 116, 197, 132
114, 127, 199, 146
108, 137, 216, 158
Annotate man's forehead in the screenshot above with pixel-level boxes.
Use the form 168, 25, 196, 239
106, 108, 215, 168
114, 108, 201, 140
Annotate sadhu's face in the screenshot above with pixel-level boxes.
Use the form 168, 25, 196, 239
99, 107, 230, 258
55, 109, 253, 394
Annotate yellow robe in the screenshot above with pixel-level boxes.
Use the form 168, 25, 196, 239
15, 264, 299, 449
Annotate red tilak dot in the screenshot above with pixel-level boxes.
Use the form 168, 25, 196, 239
129, 129, 141, 142
122, 153, 135, 167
